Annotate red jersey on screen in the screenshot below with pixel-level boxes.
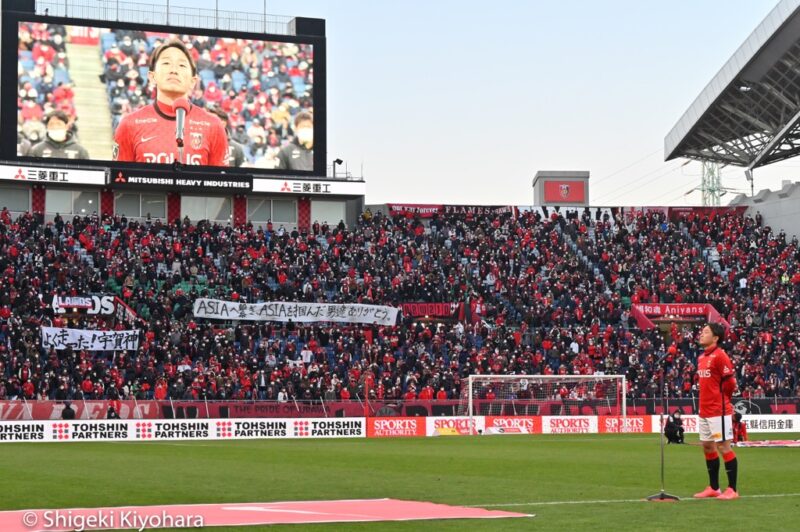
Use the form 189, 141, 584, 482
697, 345, 735, 417
113, 100, 228, 166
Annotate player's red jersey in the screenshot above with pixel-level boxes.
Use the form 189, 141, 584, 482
697, 345, 735, 417
113, 100, 228, 166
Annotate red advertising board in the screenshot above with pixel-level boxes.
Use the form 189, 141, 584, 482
542, 416, 597, 434
485, 416, 542, 434
367, 417, 426, 438
543, 181, 586, 203
598, 416, 651, 433
401, 302, 464, 320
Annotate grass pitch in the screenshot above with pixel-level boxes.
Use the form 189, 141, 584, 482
2, 433, 799, 531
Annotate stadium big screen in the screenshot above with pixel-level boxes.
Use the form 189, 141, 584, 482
1, 13, 326, 177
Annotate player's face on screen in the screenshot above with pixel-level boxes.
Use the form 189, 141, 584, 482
148, 46, 198, 100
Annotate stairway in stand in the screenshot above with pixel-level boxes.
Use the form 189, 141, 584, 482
64, 42, 114, 160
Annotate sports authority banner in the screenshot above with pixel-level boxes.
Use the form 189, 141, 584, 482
630, 303, 730, 331
0, 418, 365, 443
542, 416, 598, 434
192, 299, 400, 326
425, 416, 483, 436
367, 417, 426, 438
401, 302, 464, 321
598, 416, 651, 433
0, 164, 106, 185
41, 327, 140, 351
484, 416, 542, 435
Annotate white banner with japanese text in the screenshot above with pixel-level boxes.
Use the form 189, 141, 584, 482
41, 328, 140, 351
192, 299, 400, 326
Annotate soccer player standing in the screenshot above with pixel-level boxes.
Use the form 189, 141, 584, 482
694, 323, 739, 500
113, 40, 228, 166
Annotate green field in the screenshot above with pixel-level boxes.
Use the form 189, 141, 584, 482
2, 433, 799, 531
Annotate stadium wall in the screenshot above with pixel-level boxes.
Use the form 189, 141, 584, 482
0, 163, 365, 230
730, 180, 800, 236
0, 414, 797, 443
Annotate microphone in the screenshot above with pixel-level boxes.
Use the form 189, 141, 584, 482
174, 97, 190, 148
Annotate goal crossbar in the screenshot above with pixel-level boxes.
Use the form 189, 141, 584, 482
462, 375, 627, 435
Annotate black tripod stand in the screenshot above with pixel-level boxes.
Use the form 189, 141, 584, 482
647, 359, 680, 502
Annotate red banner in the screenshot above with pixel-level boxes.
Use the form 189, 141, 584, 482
401, 302, 464, 320
387, 204, 516, 218
543, 181, 586, 203
667, 206, 747, 220
68, 26, 101, 45
485, 416, 542, 434
442, 205, 516, 216
630, 303, 730, 330
598, 415, 651, 433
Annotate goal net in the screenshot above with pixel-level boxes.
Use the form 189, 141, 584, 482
458, 375, 626, 432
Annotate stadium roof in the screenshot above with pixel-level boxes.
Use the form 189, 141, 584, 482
665, 0, 800, 168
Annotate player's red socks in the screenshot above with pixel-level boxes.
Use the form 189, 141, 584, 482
705, 452, 720, 490
723, 451, 738, 491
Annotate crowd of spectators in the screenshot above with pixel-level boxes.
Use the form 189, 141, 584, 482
17, 23, 77, 156
0, 205, 798, 406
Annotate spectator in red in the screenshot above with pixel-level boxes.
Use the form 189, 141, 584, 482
732, 413, 748, 443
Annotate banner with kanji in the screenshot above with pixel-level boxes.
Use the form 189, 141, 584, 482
192, 299, 400, 326
41, 328, 140, 351
630, 303, 729, 330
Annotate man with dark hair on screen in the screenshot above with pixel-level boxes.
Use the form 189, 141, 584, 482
276, 111, 313, 171
29, 110, 89, 160
113, 40, 228, 166
694, 322, 740, 500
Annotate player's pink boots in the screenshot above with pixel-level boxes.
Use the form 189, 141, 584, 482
693, 486, 721, 498
693, 486, 739, 499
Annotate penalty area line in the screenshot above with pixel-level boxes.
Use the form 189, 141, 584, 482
469, 492, 800, 507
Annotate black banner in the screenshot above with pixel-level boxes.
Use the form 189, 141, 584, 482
110, 169, 252, 192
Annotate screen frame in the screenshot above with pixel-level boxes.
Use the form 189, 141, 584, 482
3, 12, 327, 178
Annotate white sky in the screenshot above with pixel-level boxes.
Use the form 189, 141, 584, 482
194, 0, 795, 205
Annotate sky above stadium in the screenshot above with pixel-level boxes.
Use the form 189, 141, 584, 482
208, 0, 792, 206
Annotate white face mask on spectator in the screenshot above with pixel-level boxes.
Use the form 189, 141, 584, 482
296, 127, 313, 145
48, 129, 68, 142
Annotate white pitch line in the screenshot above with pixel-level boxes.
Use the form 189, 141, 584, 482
469, 492, 800, 507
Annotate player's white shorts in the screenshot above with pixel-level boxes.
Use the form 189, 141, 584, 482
699, 415, 733, 442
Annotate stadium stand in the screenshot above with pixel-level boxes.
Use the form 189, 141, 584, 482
0, 206, 798, 405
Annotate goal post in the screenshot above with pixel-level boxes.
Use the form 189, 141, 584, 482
459, 375, 627, 434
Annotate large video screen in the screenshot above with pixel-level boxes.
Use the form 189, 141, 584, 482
14, 21, 319, 173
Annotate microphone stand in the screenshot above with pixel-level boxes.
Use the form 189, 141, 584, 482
647, 356, 680, 502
